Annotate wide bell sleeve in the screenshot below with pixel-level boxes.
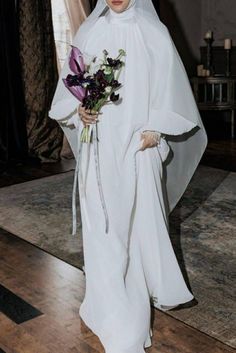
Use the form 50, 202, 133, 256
141, 26, 200, 136
138, 22, 208, 214
48, 30, 83, 128
47, 27, 86, 158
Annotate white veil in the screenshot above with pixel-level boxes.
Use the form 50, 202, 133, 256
49, 0, 208, 216
75, 0, 166, 46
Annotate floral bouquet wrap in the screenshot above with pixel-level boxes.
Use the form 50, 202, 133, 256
63, 46, 126, 143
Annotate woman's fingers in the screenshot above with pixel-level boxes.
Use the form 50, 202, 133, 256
139, 134, 158, 151
78, 105, 99, 126
85, 113, 98, 124
83, 118, 97, 125
139, 137, 149, 151
78, 105, 96, 117
79, 105, 97, 116
81, 117, 96, 127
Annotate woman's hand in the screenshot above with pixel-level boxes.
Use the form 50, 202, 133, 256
139, 131, 161, 151
78, 104, 99, 127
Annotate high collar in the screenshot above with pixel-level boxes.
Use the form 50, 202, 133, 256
105, 3, 136, 24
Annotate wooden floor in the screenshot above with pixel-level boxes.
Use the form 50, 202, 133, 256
0, 134, 235, 352
0, 229, 234, 353
0, 158, 75, 188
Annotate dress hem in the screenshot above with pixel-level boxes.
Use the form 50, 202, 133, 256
152, 294, 194, 311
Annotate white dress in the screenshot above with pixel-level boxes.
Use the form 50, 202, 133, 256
71, 9, 192, 353
49, 3, 207, 352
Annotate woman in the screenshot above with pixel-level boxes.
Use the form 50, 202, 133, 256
49, 0, 208, 352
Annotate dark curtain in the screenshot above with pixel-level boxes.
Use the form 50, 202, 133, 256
153, 0, 160, 16
0, 0, 28, 170
17, 0, 63, 163
89, 0, 97, 10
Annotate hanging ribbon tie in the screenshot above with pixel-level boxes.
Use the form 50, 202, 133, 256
71, 123, 109, 236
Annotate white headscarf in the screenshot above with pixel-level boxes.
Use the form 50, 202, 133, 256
49, 0, 207, 226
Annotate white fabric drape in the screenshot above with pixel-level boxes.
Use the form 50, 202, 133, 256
64, 0, 91, 37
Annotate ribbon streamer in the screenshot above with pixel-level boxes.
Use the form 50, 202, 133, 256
72, 123, 109, 236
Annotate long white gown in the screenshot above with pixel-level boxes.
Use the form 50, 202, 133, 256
49, 1, 208, 352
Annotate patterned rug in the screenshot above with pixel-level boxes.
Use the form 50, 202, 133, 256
0, 165, 235, 347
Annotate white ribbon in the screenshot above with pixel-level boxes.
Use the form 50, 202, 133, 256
71, 123, 109, 236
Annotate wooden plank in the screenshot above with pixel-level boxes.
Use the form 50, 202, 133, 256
0, 223, 234, 353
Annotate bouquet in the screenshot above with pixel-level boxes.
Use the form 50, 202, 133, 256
63, 46, 126, 143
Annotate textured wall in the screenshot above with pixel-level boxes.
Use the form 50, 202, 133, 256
201, 0, 236, 46
159, 0, 236, 76
159, 0, 202, 75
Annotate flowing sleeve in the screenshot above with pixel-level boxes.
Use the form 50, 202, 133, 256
139, 21, 208, 214
48, 29, 83, 128
47, 27, 86, 158
141, 25, 201, 136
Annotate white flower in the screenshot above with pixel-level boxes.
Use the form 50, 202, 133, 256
83, 52, 99, 74
105, 86, 112, 93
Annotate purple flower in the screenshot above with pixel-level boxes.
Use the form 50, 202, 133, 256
111, 79, 121, 88
110, 92, 119, 102
64, 74, 81, 87
63, 78, 86, 102
107, 58, 122, 69
69, 46, 85, 74
94, 69, 105, 79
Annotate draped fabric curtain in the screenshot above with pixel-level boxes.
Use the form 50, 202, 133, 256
18, 0, 63, 163
0, 0, 28, 171
64, 0, 91, 37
